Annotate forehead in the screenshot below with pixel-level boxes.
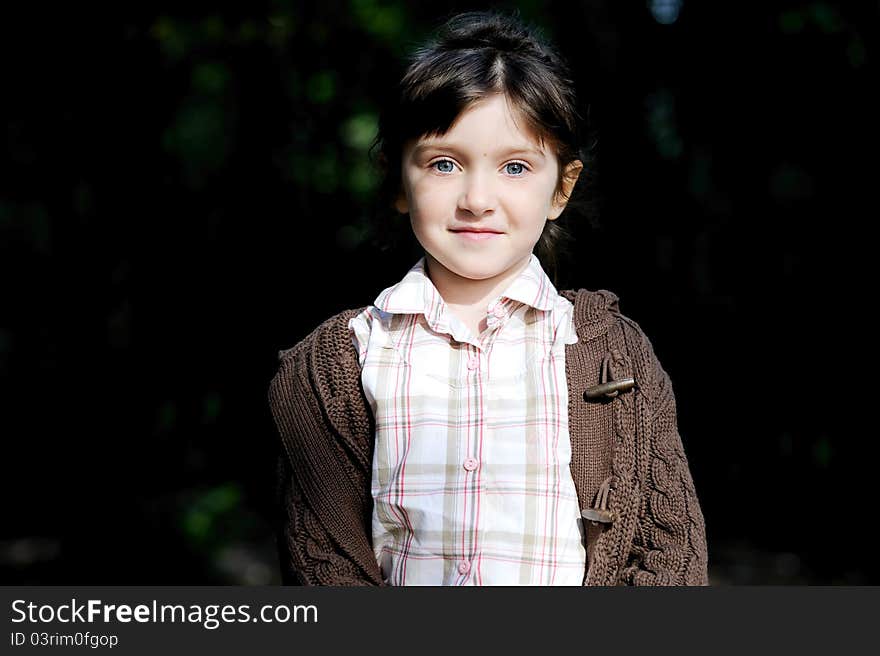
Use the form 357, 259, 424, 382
414, 94, 548, 152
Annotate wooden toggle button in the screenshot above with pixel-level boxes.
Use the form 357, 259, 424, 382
581, 507, 615, 524
583, 377, 635, 400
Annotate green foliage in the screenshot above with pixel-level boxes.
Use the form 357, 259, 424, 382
306, 70, 337, 105
162, 100, 232, 189
192, 61, 229, 95
202, 392, 222, 424
180, 483, 242, 547
151, 16, 190, 61
155, 400, 177, 434
778, 3, 865, 68
341, 112, 378, 151
312, 147, 340, 193
812, 437, 832, 468
350, 0, 406, 42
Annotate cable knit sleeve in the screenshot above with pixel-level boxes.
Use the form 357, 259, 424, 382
623, 331, 709, 586
269, 317, 386, 586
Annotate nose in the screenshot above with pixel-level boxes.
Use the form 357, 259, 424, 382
457, 169, 496, 216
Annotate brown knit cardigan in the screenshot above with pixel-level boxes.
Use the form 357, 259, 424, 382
269, 288, 708, 586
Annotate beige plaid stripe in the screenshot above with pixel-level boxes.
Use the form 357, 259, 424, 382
349, 255, 586, 585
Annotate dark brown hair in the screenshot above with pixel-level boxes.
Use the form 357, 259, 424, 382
370, 10, 596, 284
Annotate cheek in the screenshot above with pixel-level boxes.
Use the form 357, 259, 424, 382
409, 180, 454, 215
506, 184, 553, 220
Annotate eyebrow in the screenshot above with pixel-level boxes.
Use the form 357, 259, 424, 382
411, 142, 546, 160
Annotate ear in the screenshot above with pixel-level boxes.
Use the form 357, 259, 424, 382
394, 189, 409, 214
548, 160, 583, 221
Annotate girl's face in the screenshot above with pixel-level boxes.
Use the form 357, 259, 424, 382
396, 93, 581, 296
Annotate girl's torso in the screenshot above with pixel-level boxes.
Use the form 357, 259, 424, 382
348, 255, 587, 585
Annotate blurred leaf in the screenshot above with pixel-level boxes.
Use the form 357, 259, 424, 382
341, 112, 378, 150
162, 100, 231, 188
348, 158, 378, 196
809, 3, 843, 34
184, 511, 211, 541
306, 70, 337, 104
687, 148, 712, 198
847, 34, 866, 68
312, 148, 339, 193
336, 223, 370, 250
268, 14, 297, 48
155, 400, 177, 433
180, 483, 243, 548
200, 15, 226, 41
285, 151, 309, 184
780, 3, 846, 36
778, 10, 806, 34
237, 20, 259, 43
73, 182, 93, 217
812, 437, 832, 468
151, 16, 190, 60
192, 62, 229, 95
282, 69, 302, 100
350, 0, 406, 41
202, 392, 221, 424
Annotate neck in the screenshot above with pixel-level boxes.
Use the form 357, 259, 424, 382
424, 254, 531, 311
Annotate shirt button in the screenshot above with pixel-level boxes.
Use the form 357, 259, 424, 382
463, 457, 479, 471
493, 305, 506, 318
467, 357, 479, 370
458, 560, 471, 575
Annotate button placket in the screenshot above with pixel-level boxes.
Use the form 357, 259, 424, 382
486, 302, 506, 330
460, 345, 483, 585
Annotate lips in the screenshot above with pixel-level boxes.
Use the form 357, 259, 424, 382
450, 228, 503, 241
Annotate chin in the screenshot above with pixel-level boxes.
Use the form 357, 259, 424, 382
445, 258, 509, 281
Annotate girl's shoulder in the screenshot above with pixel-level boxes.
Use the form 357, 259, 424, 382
560, 288, 670, 397
270, 307, 370, 441
560, 287, 655, 341
272, 307, 368, 408
275, 307, 368, 364
559, 287, 621, 341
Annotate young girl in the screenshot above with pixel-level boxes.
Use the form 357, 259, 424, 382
269, 11, 708, 586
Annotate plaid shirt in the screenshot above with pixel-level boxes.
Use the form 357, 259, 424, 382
348, 255, 586, 585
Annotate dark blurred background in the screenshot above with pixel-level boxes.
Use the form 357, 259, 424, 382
1, 1, 876, 585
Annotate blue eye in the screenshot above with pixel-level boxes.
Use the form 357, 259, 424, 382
505, 162, 526, 176
433, 160, 455, 173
